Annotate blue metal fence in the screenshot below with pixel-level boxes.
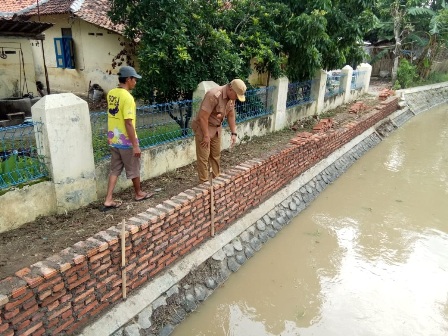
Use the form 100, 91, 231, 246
351, 70, 367, 90
325, 72, 346, 98
91, 86, 274, 163
0, 122, 48, 190
286, 80, 314, 108
234, 86, 274, 123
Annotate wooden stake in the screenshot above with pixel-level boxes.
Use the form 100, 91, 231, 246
209, 166, 215, 237
121, 219, 127, 299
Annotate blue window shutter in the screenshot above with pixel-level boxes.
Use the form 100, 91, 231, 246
54, 38, 66, 68
54, 37, 75, 69
62, 37, 75, 69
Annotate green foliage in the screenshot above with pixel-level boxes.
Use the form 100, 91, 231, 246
92, 132, 110, 163
396, 59, 418, 88
392, 80, 402, 90
0, 154, 44, 190
109, 0, 375, 100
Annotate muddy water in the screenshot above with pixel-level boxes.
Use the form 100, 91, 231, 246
172, 105, 448, 336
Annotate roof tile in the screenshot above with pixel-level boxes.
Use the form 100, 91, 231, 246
1, 0, 122, 33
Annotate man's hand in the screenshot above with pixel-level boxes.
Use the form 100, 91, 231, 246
230, 134, 237, 147
201, 135, 211, 148
133, 145, 142, 157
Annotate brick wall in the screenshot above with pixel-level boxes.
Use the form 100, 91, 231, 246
0, 97, 399, 335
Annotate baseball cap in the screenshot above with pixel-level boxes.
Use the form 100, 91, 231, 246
117, 66, 142, 79
230, 79, 246, 102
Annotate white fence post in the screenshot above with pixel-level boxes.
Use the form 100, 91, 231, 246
32, 93, 97, 213
341, 65, 354, 103
357, 63, 373, 93
192, 81, 219, 120
312, 70, 327, 115
270, 76, 289, 131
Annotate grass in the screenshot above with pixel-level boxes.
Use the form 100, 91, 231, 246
411, 72, 448, 87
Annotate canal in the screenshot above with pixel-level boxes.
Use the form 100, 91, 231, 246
172, 104, 448, 336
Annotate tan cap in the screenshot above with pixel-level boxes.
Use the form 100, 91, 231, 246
230, 79, 247, 102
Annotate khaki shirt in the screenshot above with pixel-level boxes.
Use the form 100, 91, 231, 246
192, 85, 235, 139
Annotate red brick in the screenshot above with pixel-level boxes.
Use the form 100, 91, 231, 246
48, 302, 71, 320
11, 304, 38, 325
36, 276, 62, 292
16, 268, 44, 288
16, 319, 31, 331
52, 317, 74, 334
89, 249, 110, 263
30, 327, 45, 336
73, 288, 95, 304
76, 300, 98, 318
19, 321, 43, 336
53, 282, 65, 292
0, 323, 9, 333
100, 287, 121, 302
46, 300, 59, 312
67, 274, 90, 290
88, 302, 109, 318
3, 307, 20, 320
41, 289, 66, 307
4, 291, 33, 311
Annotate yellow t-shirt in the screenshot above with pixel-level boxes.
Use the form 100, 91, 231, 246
107, 88, 138, 148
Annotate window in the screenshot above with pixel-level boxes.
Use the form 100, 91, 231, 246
54, 28, 75, 69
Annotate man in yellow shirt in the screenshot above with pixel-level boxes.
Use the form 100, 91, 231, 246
102, 66, 152, 211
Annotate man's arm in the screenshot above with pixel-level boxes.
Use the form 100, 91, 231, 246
125, 119, 141, 157
227, 108, 237, 146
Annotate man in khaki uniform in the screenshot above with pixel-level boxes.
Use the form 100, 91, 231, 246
192, 79, 247, 182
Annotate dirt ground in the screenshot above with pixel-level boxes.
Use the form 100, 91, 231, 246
0, 79, 390, 279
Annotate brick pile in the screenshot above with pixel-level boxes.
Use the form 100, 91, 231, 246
0, 97, 399, 335
349, 101, 369, 114
379, 89, 395, 101
312, 118, 333, 133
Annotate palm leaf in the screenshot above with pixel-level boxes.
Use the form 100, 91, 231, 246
369, 47, 392, 64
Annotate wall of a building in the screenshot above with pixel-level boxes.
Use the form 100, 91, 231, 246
30, 15, 125, 95
0, 37, 36, 98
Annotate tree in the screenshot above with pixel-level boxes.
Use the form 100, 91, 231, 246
366, 0, 448, 82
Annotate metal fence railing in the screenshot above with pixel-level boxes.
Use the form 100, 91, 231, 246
351, 70, 367, 90
325, 72, 346, 98
90, 99, 198, 163
92, 86, 274, 163
286, 80, 314, 108
234, 86, 274, 123
0, 122, 48, 190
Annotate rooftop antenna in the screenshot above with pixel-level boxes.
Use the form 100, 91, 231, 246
37, 0, 40, 21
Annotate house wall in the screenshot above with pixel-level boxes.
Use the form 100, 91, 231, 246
30, 15, 126, 95
0, 37, 36, 98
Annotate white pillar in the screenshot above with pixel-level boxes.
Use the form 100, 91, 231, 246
357, 63, 373, 93
341, 65, 354, 103
32, 93, 97, 212
270, 76, 289, 131
192, 81, 219, 119
312, 70, 327, 114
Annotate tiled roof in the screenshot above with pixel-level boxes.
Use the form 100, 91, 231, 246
23, 0, 73, 16
76, 0, 123, 33
1, 0, 122, 33
0, 0, 51, 18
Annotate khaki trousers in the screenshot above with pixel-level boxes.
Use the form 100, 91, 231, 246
192, 121, 221, 183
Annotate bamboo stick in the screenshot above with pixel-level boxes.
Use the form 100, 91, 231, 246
121, 219, 127, 299
209, 166, 215, 237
